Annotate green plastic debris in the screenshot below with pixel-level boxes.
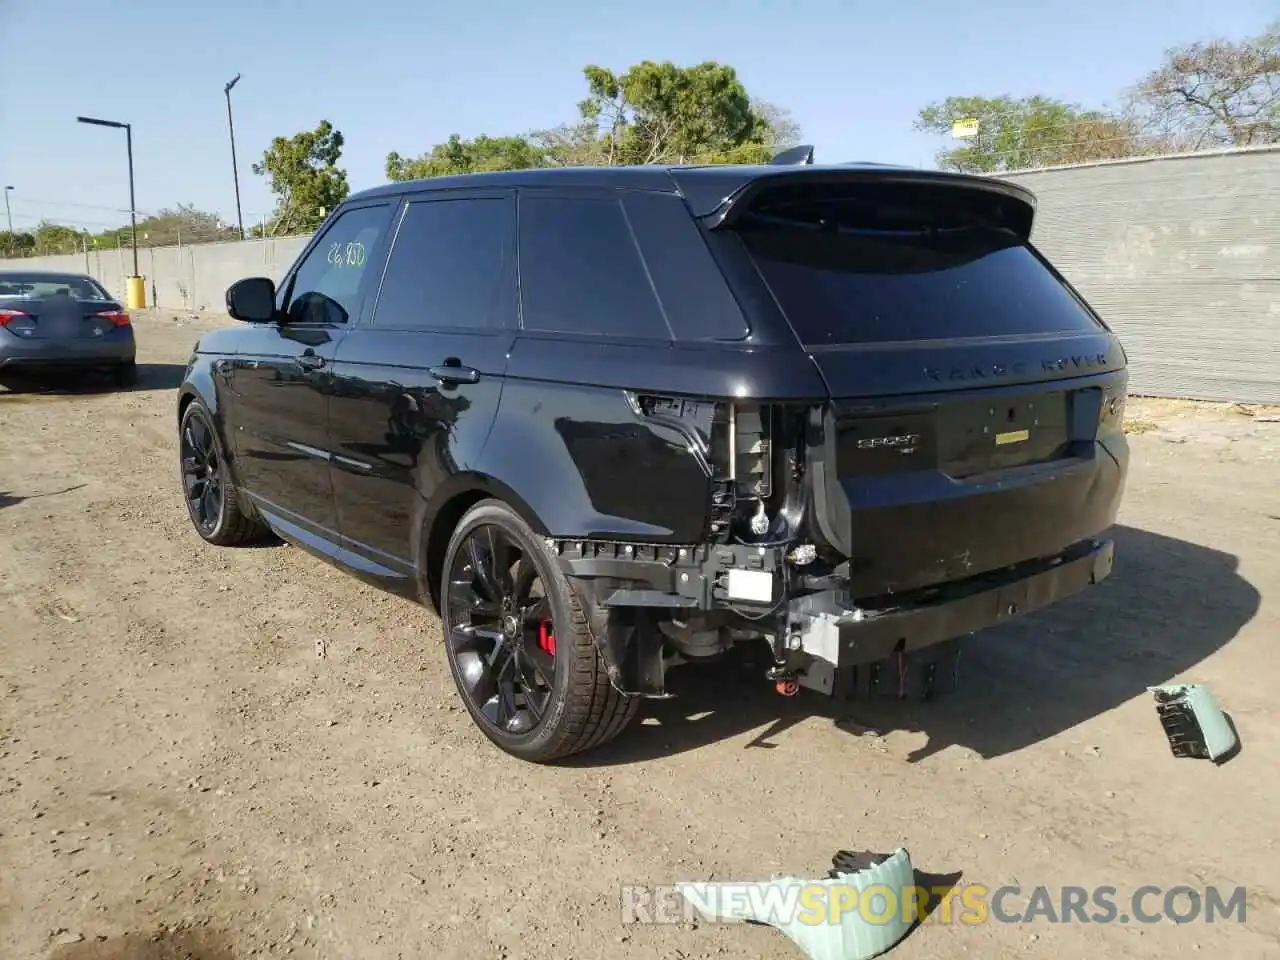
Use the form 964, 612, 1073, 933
677, 847, 915, 960
1148, 684, 1239, 763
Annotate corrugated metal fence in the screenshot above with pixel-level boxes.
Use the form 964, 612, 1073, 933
4, 147, 1279, 403
1002, 147, 1280, 404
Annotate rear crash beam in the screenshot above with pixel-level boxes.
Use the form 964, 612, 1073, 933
785, 538, 1115, 692
551, 536, 1115, 700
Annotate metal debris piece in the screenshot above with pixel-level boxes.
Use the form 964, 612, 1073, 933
678, 847, 915, 960
1148, 684, 1239, 763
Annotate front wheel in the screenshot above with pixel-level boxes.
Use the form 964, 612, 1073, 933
441, 500, 639, 762
179, 401, 268, 546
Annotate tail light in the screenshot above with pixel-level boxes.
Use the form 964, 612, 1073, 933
95, 310, 131, 327
0, 308, 29, 327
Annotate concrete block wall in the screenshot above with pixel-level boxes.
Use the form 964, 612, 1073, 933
1, 236, 309, 313
1003, 147, 1280, 404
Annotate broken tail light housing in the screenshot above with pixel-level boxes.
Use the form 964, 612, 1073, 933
1098, 388, 1126, 433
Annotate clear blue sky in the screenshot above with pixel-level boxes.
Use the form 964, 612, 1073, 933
0, 0, 1273, 234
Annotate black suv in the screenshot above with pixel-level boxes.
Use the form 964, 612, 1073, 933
177, 157, 1129, 762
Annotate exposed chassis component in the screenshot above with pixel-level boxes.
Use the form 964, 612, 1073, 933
553, 536, 1116, 700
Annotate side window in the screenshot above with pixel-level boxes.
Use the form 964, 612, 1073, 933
620, 193, 749, 342
371, 197, 515, 331
281, 204, 393, 325
518, 195, 671, 340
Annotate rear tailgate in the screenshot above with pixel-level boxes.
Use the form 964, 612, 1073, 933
698, 168, 1129, 596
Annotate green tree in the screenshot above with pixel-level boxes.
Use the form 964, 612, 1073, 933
386, 134, 552, 180
31, 221, 86, 255
1127, 20, 1280, 148
915, 95, 1145, 172
0, 230, 37, 257
579, 60, 771, 165
252, 120, 350, 234
96, 204, 240, 248
385, 60, 799, 179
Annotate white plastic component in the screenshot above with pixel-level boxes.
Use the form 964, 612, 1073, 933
726, 568, 774, 603
678, 848, 915, 960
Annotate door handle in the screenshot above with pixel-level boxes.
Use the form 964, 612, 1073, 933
428, 363, 480, 385
298, 352, 326, 370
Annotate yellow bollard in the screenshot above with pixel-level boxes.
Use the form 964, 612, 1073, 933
125, 275, 147, 310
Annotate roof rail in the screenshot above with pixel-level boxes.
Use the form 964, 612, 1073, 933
769, 145, 815, 166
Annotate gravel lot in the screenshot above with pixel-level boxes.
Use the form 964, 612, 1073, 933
2, 312, 1279, 960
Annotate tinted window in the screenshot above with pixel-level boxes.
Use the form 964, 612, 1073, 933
372, 197, 515, 331
282, 204, 393, 325
740, 222, 1102, 346
619, 193, 748, 342
519, 196, 670, 340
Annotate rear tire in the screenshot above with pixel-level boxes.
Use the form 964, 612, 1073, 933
440, 499, 640, 762
179, 401, 268, 546
113, 360, 138, 387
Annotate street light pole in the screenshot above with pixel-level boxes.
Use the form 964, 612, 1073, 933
125, 123, 138, 275
3, 186, 12, 235
76, 115, 139, 277
224, 74, 245, 241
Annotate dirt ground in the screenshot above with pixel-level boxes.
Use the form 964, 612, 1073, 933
2, 311, 1279, 960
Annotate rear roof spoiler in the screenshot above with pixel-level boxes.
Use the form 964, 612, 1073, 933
769, 145, 815, 166
671, 166, 1038, 240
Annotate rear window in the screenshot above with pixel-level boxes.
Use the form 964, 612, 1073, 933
737, 195, 1101, 346
0, 274, 110, 300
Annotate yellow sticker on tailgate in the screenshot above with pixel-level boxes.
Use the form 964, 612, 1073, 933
995, 429, 1030, 446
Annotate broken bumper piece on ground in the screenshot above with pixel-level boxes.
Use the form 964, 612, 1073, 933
678, 847, 915, 960
1149, 683, 1239, 763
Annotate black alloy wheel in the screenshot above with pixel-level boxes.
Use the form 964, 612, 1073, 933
178, 401, 266, 546
446, 524, 557, 735
441, 500, 639, 762
181, 410, 224, 537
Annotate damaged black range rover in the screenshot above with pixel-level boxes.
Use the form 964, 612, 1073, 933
178, 152, 1128, 762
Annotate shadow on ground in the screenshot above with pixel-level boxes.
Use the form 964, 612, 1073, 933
569, 524, 1260, 767
0, 484, 87, 512
0, 363, 186, 396
46, 927, 235, 960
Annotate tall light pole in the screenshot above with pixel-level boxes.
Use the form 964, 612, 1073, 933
3, 185, 12, 235
224, 74, 245, 240
76, 115, 139, 278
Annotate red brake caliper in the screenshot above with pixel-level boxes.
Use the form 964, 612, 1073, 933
537, 619, 556, 656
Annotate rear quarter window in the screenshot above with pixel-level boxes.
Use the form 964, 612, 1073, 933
739, 220, 1103, 346
517, 192, 749, 342
619, 193, 748, 342
518, 195, 670, 340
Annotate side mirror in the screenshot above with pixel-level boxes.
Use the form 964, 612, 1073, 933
226, 277, 277, 323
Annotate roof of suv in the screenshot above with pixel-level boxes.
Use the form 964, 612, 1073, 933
347, 162, 1036, 226
350, 162, 916, 200
347, 162, 944, 203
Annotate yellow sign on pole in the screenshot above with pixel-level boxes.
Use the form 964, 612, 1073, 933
951, 117, 980, 139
